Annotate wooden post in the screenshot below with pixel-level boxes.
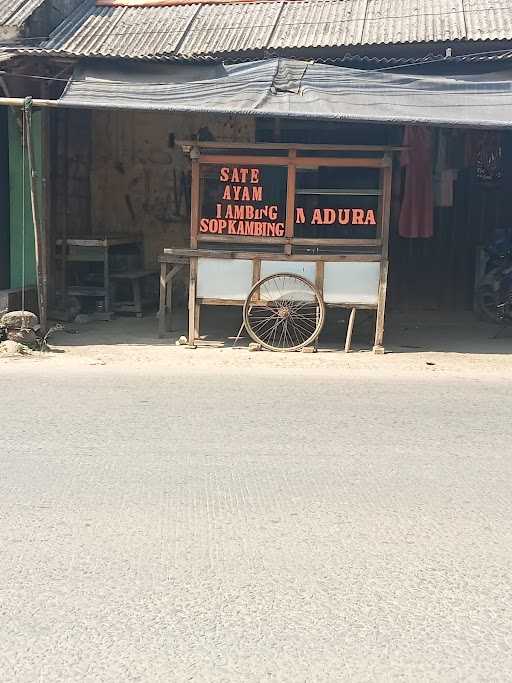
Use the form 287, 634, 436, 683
41, 94, 53, 308
103, 244, 110, 314
373, 156, 392, 354
190, 156, 200, 249
284, 150, 296, 255
374, 260, 389, 353
166, 270, 173, 331
315, 260, 324, 296
23, 98, 48, 333
194, 302, 201, 339
158, 261, 168, 338
188, 256, 198, 347
380, 157, 392, 259
345, 307, 356, 353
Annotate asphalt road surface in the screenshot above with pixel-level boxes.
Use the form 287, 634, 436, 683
1, 360, 512, 681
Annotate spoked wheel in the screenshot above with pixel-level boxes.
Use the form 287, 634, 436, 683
243, 273, 325, 351
475, 285, 505, 323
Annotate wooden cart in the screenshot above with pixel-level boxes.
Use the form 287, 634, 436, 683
159, 142, 396, 352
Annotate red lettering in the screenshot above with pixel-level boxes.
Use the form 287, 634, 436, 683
365, 209, 377, 225
311, 209, 323, 225
352, 209, 365, 225
296, 208, 306, 224
339, 209, 350, 225
324, 209, 336, 225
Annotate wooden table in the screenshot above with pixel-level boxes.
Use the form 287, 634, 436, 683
111, 269, 159, 318
56, 237, 143, 320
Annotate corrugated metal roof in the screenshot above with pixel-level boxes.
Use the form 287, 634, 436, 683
465, 0, 512, 42
0, 0, 46, 27
268, 0, 366, 49
362, 0, 465, 45
179, 2, 281, 56
44, 1, 198, 57
12, 0, 512, 60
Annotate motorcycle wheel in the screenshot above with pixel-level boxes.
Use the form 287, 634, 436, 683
475, 285, 502, 323
475, 285, 512, 324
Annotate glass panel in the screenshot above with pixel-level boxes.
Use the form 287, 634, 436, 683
199, 164, 287, 240
294, 167, 381, 240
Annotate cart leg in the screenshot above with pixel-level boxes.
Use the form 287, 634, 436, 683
345, 307, 356, 353
166, 265, 184, 332
158, 262, 168, 338
188, 258, 197, 347
373, 260, 389, 354
104, 247, 110, 315
194, 303, 201, 340
166, 275, 173, 331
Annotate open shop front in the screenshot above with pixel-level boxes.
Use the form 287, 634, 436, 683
50, 58, 512, 351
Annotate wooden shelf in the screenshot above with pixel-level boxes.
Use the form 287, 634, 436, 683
296, 189, 382, 196
64, 286, 107, 297
56, 237, 142, 247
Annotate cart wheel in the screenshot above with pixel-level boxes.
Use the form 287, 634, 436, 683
243, 273, 325, 352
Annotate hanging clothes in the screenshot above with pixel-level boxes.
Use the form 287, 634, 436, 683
399, 126, 434, 238
433, 129, 458, 208
465, 130, 503, 185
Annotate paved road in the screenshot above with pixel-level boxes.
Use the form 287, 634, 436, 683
1, 361, 512, 681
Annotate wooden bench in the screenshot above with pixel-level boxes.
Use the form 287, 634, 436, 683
110, 269, 159, 318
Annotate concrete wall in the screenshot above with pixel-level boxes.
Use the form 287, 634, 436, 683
90, 110, 255, 268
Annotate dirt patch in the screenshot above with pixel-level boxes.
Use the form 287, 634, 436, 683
8, 308, 509, 381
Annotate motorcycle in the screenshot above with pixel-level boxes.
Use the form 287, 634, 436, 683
475, 228, 512, 324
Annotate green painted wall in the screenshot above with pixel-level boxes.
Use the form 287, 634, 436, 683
0, 108, 9, 289
8, 109, 42, 290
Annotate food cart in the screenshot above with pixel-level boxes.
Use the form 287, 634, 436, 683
159, 141, 395, 352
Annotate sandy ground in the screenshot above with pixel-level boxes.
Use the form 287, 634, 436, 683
3, 307, 511, 379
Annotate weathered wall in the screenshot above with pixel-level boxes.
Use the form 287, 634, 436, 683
53, 109, 92, 240
90, 110, 255, 268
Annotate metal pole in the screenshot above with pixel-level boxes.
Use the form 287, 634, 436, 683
0, 96, 59, 108
23, 97, 48, 333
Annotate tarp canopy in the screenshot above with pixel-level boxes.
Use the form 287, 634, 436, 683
59, 58, 512, 129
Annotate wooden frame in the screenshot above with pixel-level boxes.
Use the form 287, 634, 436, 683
160, 142, 395, 352
195, 147, 389, 250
